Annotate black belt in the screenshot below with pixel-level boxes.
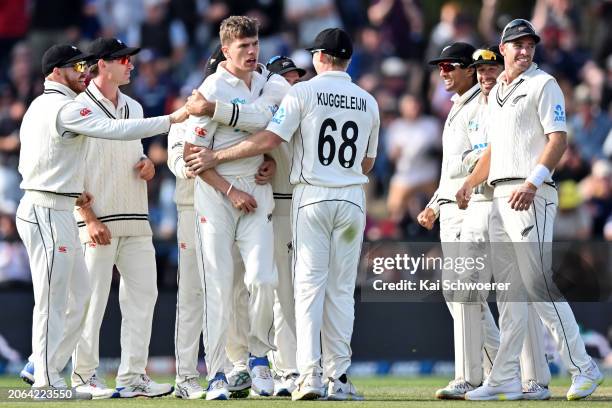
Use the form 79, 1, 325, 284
490, 177, 556, 189
437, 199, 455, 206
29, 189, 80, 198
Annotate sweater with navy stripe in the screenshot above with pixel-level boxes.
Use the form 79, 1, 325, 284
73, 81, 152, 242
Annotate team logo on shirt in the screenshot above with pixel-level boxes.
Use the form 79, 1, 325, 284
180, 242, 187, 249
80, 108, 92, 117
194, 127, 207, 137
271, 106, 285, 125
200, 216, 207, 223
89, 243, 97, 248
58, 246, 67, 253
553, 105, 566, 122
510, 94, 527, 106
269, 104, 279, 115
467, 120, 479, 132
231, 97, 246, 104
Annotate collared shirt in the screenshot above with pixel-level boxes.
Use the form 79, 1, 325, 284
184, 64, 269, 177
266, 70, 379, 188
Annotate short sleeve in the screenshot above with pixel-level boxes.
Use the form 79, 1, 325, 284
537, 79, 568, 135
265, 85, 303, 142
184, 78, 219, 147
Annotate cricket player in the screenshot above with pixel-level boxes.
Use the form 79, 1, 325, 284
69, 38, 172, 399
187, 54, 306, 396
182, 16, 278, 400
416, 42, 501, 399
186, 27, 380, 402
452, 46, 552, 400
16, 44, 186, 390
456, 19, 603, 400
167, 45, 277, 399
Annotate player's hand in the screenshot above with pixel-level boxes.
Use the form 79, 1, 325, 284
228, 188, 258, 213
255, 158, 276, 185
87, 219, 112, 245
186, 90, 215, 117
185, 168, 196, 178
76, 191, 94, 209
185, 147, 217, 174
456, 182, 473, 209
417, 208, 436, 230
508, 182, 536, 211
169, 106, 189, 124
135, 158, 155, 181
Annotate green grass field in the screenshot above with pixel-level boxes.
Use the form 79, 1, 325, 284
0, 376, 610, 407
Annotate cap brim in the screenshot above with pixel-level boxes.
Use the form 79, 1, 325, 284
502, 33, 541, 44
277, 67, 307, 77
64, 51, 96, 64
469, 59, 504, 67
428, 56, 465, 65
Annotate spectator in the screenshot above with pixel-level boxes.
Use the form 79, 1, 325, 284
571, 84, 612, 163
285, 0, 342, 46
554, 180, 592, 240
580, 159, 612, 237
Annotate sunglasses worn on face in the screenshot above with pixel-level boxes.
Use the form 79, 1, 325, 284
62, 61, 88, 73
438, 62, 463, 73
472, 49, 498, 62
105, 55, 131, 65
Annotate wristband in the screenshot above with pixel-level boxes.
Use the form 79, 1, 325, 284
226, 184, 234, 196
526, 164, 551, 188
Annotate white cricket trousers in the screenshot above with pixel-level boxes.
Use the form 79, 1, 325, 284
71, 235, 157, 387
174, 208, 204, 382
194, 176, 277, 379
292, 184, 366, 382
16, 199, 90, 387
439, 203, 500, 386
487, 186, 592, 386
269, 213, 298, 376
457, 200, 550, 387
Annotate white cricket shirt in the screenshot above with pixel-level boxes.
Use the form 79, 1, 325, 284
266, 70, 379, 187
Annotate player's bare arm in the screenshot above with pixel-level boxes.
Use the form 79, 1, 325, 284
456, 145, 491, 209
186, 90, 215, 117
77, 205, 112, 245
508, 131, 567, 211
362, 157, 375, 175
417, 208, 437, 230
255, 155, 276, 185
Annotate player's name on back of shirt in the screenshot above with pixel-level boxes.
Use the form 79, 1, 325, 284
317, 92, 367, 112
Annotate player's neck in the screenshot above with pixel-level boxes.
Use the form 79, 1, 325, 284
225, 62, 253, 89
93, 77, 120, 107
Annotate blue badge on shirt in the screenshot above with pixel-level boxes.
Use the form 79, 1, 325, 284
553, 104, 565, 122
231, 97, 246, 104
271, 106, 285, 125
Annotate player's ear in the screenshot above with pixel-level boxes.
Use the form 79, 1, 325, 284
221, 45, 229, 60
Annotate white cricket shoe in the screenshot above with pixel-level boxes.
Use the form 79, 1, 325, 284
435, 379, 476, 399
522, 379, 551, 400
327, 374, 364, 401
206, 373, 230, 400
291, 373, 324, 401
274, 373, 299, 396
465, 379, 523, 401
567, 360, 604, 400
116, 374, 173, 398
74, 374, 117, 399
227, 369, 251, 398
34, 378, 92, 400
248, 356, 273, 396
174, 377, 205, 399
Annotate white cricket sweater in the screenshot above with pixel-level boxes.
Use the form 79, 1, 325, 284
167, 122, 194, 209
73, 82, 152, 242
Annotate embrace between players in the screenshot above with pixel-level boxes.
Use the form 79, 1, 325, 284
17, 15, 379, 402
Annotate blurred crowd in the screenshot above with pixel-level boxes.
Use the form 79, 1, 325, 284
0, 0, 611, 287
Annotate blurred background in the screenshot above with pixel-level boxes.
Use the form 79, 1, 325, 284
0, 0, 611, 378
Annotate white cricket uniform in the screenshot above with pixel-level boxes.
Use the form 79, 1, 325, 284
425, 84, 500, 385
485, 63, 593, 386
456, 94, 550, 387
266, 70, 379, 381
16, 80, 170, 387
184, 65, 277, 379
70, 82, 158, 388
213, 71, 298, 376
167, 123, 251, 380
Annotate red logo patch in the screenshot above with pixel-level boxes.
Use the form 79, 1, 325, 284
180, 242, 187, 249
58, 246, 67, 253
194, 127, 207, 137
200, 216, 207, 223
80, 108, 92, 117
89, 242, 97, 248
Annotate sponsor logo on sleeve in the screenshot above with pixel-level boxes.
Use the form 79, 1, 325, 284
200, 216, 207, 223
80, 108, 92, 117
553, 104, 566, 122
58, 246, 67, 253
180, 242, 187, 249
271, 106, 285, 125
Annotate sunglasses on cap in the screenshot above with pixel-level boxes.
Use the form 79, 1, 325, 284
472, 49, 498, 62
438, 62, 463, 73
104, 55, 132, 65
61, 60, 88, 73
